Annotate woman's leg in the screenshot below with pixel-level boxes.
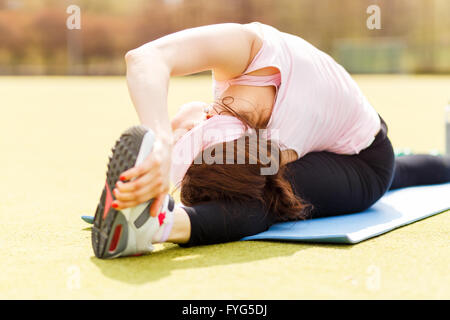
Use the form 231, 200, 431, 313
286, 116, 395, 218
173, 200, 275, 247
164, 121, 450, 247
286, 152, 394, 218
390, 154, 450, 190
167, 137, 394, 246
168, 117, 395, 246
166, 206, 191, 244
169, 142, 394, 246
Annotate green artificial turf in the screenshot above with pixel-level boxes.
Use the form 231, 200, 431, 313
0, 75, 448, 299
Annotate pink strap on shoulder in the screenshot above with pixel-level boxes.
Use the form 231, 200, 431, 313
227, 73, 281, 87
170, 115, 249, 187
214, 73, 281, 99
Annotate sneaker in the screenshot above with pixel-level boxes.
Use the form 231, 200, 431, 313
91, 126, 174, 259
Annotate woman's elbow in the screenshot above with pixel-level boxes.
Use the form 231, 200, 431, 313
124, 49, 137, 63
124, 48, 146, 65
125, 46, 169, 76
125, 44, 158, 63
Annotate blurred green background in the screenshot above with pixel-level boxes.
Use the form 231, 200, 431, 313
0, 0, 449, 75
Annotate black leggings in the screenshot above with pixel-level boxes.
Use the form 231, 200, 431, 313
181, 116, 450, 247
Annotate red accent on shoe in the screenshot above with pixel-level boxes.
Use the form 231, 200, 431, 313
112, 202, 118, 209
158, 211, 166, 226
103, 182, 114, 219
120, 175, 126, 181
108, 224, 123, 253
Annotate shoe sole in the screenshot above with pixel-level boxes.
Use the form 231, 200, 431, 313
92, 126, 155, 259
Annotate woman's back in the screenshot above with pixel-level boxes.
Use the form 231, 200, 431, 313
213, 22, 381, 158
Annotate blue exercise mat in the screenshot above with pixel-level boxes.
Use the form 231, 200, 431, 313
242, 183, 450, 244
81, 215, 94, 224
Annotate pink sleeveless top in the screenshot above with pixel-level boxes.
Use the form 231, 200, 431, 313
214, 72, 282, 102
170, 22, 380, 186
213, 22, 380, 157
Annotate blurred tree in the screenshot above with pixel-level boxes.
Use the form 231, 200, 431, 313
0, 11, 27, 64
0, 0, 448, 74
31, 9, 66, 64
81, 14, 116, 60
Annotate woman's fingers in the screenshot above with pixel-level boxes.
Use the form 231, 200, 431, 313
112, 199, 139, 210
113, 186, 166, 210
114, 176, 163, 202
121, 151, 164, 184
119, 153, 158, 181
113, 173, 167, 210
115, 165, 158, 193
113, 187, 134, 201
112, 135, 172, 211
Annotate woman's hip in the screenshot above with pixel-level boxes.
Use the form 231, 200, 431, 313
285, 116, 395, 217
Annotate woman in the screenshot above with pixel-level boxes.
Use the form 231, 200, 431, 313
91, 23, 450, 259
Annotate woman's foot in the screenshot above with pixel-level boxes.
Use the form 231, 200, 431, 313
91, 126, 174, 259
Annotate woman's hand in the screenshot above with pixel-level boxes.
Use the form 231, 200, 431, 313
112, 100, 208, 212
171, 101, 209, 142
112, 135, 172, 212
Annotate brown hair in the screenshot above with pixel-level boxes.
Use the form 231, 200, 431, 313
180, 97, 311, 221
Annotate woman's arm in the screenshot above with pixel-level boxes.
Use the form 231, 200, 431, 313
125, 23, 259, 128
114, 23, 261, 210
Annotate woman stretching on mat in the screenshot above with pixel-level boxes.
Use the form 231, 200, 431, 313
91, 23, 450, 258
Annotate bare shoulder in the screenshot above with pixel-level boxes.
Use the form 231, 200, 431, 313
242, 23, 264, 63
242, 22, 264, 40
